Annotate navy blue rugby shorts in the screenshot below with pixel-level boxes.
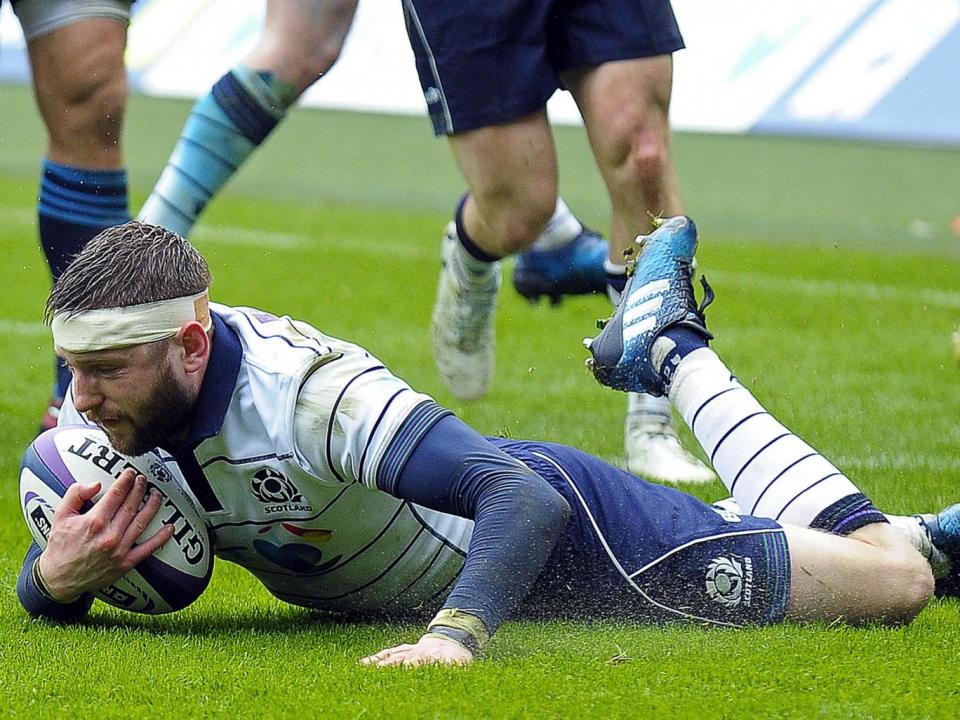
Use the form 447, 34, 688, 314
492, 438, 792, 627
402, 0, 684, 136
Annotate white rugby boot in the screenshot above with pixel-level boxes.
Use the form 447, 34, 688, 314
430, 222, 501, 400
625, 392, 717, 485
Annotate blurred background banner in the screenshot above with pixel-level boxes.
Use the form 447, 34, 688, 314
1, 0, 958, 146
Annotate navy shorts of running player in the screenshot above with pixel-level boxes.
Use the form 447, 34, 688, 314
402, 0, 685, 136
492, 439, 792, 626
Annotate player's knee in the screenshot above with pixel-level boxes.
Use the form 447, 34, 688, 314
477, 197, 555, 253
626, 132, 670, 184
262, 0, 357, 89
53, 67, 128, 154
880, 548, 934, 624
297, 41, 345, 85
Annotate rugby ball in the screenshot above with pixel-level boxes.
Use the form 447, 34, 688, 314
20, 425, 214, 614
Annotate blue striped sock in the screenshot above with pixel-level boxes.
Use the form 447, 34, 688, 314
138, 65, 290, 236
38, 159, 129, 397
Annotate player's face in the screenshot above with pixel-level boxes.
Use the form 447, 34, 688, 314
59, 342, 194, 456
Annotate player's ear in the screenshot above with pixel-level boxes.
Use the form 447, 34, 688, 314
176, 321, 210, 374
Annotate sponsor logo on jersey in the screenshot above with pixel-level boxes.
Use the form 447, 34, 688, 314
252, 468, 312, 514
705, 554, 754, 608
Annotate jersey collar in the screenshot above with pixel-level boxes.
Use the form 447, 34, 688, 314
183, 310, 243, 447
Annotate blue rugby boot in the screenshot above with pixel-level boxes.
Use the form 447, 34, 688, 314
918, 505, 960, 598
512, 228, 608, 304
584, 216, 713, 396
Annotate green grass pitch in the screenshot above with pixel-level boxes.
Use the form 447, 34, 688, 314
1, 83, 959, 718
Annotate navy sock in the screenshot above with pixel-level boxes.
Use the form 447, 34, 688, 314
810, 493, 889, 535
605, 270, 627, 304
657, 325, 709, 390
454, 194, 502, 263
210, 68, 284, 144
39, 159, 129, 398
39, 160, 129, 277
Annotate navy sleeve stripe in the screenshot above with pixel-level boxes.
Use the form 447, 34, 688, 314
357, 388, 407, 481
171, 162, 217, 196
324, 365, 388, 483
775, 471, 846, 522
151, 195, 194, 225
179, 136, 240, 172
376, 401, 453, 494
16, 543, 94, 621
282, 318, 330, 356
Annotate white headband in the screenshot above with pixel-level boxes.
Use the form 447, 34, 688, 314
51, 290, 212, 353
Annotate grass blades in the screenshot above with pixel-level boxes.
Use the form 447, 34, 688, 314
0, 83, 959, 718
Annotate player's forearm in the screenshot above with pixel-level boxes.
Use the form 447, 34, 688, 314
387, 415, 571, 648
16, 543, 93, 623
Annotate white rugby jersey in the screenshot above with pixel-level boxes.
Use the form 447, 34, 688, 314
60, 304, 472, 613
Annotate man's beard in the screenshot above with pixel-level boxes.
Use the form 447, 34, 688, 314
102, 363, 192, 456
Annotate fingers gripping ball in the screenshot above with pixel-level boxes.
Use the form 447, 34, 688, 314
20, 426, 213, 614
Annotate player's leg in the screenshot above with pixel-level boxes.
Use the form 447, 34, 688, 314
587, 217, 889, 535
784, 523, 933, 624
442, 119, 612, 398
426, 114, 558, 400
16, 2, 132, 428
138, 0, 358, 235
506, 439, 932, 626
404, 0, 567, 399
560, 49, 712, 484
585, 216, 960, 600
501, 438, 793, 626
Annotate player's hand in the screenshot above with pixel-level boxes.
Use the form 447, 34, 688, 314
360, 635, 474, 668
37, 469, 174, 602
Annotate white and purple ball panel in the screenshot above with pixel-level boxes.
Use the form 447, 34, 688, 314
19, 426, 214, 614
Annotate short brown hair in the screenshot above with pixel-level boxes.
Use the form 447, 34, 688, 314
45, 221, 212, 321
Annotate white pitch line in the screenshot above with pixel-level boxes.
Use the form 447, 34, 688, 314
0, 204, 431, 258
0, 319, 48, 336
2, 203, 954, 298
1, 207, 36, 225
191, 225, 308, 249
706, 269, 960, 309
833, 453, 960, 473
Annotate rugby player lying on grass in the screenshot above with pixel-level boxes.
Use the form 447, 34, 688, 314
17, 221, 960, 667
